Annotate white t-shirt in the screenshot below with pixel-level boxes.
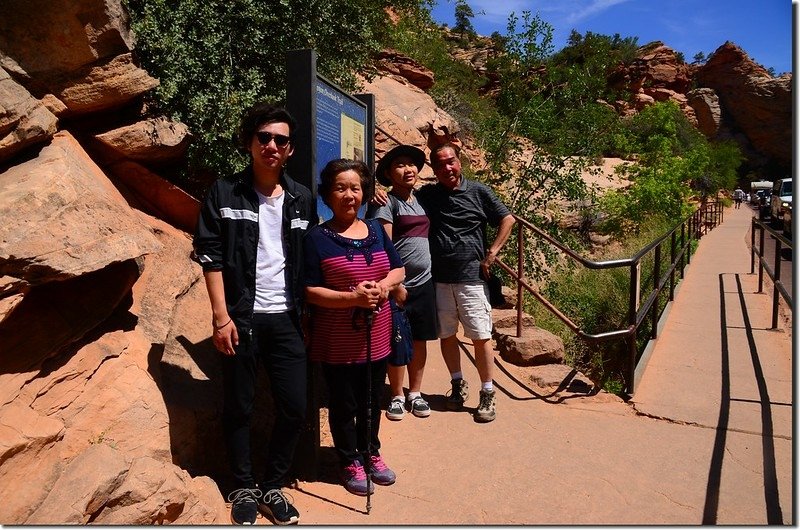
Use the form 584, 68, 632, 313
253, 189, 292, 313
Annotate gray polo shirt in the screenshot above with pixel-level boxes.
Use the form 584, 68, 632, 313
416, 177, 511, 283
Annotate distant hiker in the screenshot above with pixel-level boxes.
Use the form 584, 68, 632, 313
304, 159, 405, 496
416, 142, 515, 423
734, 187, 744, 209
367, 144, 437, 421
194, 103, 315, 525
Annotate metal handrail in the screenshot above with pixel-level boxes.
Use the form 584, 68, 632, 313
750, 217, 793, 328
494, 199, 722, 395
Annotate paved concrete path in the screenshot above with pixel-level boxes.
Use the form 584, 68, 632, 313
260, 205, 793, 525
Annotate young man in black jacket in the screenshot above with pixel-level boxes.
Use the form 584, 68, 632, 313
194, 103, 316, 525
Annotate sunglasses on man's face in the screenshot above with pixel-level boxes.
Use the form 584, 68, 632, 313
255, 131, 291, 147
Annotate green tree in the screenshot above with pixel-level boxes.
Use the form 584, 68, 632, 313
125, 0, 425, 194
693, 51, 706, 64
600, 101, 742, 233
453, 0, 476, 37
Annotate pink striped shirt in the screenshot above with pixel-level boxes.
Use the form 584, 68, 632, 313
304, 220, 403, 364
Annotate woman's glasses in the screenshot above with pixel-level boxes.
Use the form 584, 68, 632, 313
255, 131, 291, 147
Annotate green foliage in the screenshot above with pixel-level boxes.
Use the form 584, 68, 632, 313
599, 101, 742, 233
126, 0, 420, 191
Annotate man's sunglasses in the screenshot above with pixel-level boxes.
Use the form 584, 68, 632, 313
255, 131, 291, 147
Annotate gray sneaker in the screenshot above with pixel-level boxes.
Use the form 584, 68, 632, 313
385, 397, 406, 420
446, 378, 469, 410
408, 396, 431, 418
475, 389, 496, 422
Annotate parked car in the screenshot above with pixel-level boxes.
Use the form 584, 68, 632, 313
770, 178, 792, 226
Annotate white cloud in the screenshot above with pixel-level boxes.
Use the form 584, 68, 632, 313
460, 0, 636, 27
563, 0, 635, 25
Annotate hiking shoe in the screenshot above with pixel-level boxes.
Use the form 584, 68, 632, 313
385, 397, 406, 420
340, 460, 374, 496
446, 378, 469, 410
368, 454, 397, 486
258, 488, 299, 525
228, 487, 261, 525
475, 389, 497, 423
408, 396, 431, 418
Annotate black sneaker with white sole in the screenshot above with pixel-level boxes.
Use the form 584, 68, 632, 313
228, 487, 261, 525
258, 488, 300, 525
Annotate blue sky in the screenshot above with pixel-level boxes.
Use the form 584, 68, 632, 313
429, 0, 794, 75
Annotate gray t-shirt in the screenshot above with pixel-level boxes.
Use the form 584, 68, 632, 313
367, 192, 432, 288
416, 177, 511, 283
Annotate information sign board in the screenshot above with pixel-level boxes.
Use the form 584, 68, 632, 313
314, 76, 368, 220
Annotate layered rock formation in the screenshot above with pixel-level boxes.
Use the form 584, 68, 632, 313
0, 0, 218, 524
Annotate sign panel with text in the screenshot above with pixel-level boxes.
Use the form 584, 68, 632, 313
314, 77, 368, 220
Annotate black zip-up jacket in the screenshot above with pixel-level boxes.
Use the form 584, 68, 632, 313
193, 166, 317, 331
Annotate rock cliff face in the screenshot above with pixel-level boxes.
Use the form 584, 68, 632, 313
0, 0, 222, 524
607, 41, 790, 176
695, 42, 792, 172
607, 39, 792, 175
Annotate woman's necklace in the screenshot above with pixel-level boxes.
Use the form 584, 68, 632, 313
322, 219, 377, 264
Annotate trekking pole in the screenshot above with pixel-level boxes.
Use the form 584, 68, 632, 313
364, 309, 374, 515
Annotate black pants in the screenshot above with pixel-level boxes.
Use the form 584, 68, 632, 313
223, 311, 307, 490
322, 358, 387, 466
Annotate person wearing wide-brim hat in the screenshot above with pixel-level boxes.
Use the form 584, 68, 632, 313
375, 144, 427, 188
368, 144, 437, 422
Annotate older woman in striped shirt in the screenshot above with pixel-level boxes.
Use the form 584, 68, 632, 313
303, 158, 405, 497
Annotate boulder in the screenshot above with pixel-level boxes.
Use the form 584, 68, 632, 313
495, 325, 565, 366
0, 131, 161, 284
0, 0, 134, 82
90, 456, 225, 524
0, 403, 66, 523
25, 443, 129, 524
107, 160, 200, 234
527, 364, 597, 395
0, 67, 58, 162
93, 117, 192, 163
492, 308, 535, 330
0, 259, 141, 379
54, 53, 159, 116
687, 88, 722, 137
375, 49, 435, 91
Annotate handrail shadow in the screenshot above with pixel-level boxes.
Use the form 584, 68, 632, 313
703, 273, 784, 524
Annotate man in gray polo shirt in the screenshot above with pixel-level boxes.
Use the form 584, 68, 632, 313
416, 142, 515, 422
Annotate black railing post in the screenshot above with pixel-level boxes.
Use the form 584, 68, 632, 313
681, 220, 688, 270
516, 224, 524, 338
750, 217, 756, 274
758, 225, 765, 293
651, 245, 660, 339
669, 231, 676, 300
772, 238, 782, 329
